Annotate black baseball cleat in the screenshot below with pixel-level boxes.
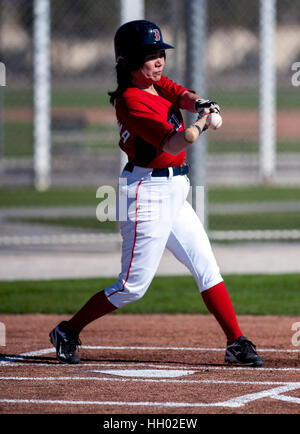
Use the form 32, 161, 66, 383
225, 336, 264, 367
49, 321, 81, 364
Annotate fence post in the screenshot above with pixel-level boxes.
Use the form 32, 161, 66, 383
33, 0, 51, 191
259, 0, 277, 183
185, 0, 208, 228
0, 62, 5, 174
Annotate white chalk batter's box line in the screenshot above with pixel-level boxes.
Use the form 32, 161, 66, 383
1, 345, 300, 370
0, 376, 300, 409
1, 345, 300, 409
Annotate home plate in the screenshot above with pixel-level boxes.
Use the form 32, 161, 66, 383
91, 369, 196, 378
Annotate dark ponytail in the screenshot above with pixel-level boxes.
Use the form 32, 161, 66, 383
108, 54, 146, 106
108, 61, 132, 106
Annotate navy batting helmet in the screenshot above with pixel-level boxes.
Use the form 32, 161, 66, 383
114, 20, 174, 64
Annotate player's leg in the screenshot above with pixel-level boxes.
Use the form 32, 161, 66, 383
104, 173, 187, 308
166, 200, 264, 366
49, 173, 176, 363
166, 200, 242, 342
56, 213, 171, 337
104, 215, 172, 308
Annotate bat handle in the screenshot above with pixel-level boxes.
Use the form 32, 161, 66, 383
184, 115, 208, 143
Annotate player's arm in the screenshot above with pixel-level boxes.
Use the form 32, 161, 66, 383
164, 94, 224, 155
178, 90, 203, 112
162, 114, 208, 155
179, 90, 220, 114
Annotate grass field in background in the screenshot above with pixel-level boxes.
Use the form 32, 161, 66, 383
9, 211, 300, 232
2, 186, 300, 207
210, 212, 300, 231
3, 123, 118, 157
3, 87, 299, 157
0, 274, 299, 315
4, 88, 300, 109
208, 140, 300, 154
2, 185, 300, 231
3, 128, 299, 157
10, 217, 117, 232
0, 187, 101, 207
4, 89, 109, 108
208, 186, 300, 203
210, 88, 300, 110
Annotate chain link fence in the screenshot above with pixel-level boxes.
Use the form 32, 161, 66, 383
0, 0, 300, 251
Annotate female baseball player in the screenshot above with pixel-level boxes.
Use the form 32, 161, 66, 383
50, 20, 263, 367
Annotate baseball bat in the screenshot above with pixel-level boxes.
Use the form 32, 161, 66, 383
184, 117, 205, 143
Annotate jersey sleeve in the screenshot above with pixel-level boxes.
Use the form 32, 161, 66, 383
157, 75, 189, 105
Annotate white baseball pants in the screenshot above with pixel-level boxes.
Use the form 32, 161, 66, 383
105, 166, 223, 308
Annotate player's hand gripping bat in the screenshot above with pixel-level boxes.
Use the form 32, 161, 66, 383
184, 99, 222, 143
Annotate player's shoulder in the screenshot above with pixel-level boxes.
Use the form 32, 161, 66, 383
122, 86, 142, 102
117, 87, 147, 110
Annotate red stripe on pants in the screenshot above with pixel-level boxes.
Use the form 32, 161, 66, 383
107, 178, 143, 299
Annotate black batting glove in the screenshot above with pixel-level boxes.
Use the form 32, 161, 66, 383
195, 98, 220, 115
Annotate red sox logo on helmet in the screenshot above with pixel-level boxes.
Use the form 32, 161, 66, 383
153, 28, 161, 41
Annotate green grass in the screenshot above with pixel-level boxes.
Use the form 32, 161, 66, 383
0, 187, 106, 208
51, 90, 110, 108
2, 186, 300, 232
4, 121, 299, 158
3, 122, 33, 157
10, 217, 117, 232
208, 88, 300, 110
208, 140, 300, 154
1, 186, 300, 208
208, 186, 300, 203
0, 274, 299, 315
4, 89, 110, 108
3, 122, 118, 157
4, 88, 300, 110
3, 89, 33, 108
3, 85, 299, 158
209, 211, 300, 231
10, 211, 300, 232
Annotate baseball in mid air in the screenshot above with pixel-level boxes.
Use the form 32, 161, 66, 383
206, 112, 223, 130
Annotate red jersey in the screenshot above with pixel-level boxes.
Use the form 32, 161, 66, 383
115, 75, 188, 168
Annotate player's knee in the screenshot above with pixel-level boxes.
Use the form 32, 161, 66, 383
104, 281, 148, 308
128, 290, 145, 303
121, 284, 148, 305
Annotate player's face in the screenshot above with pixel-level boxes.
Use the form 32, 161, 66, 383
132, 50, 165, 87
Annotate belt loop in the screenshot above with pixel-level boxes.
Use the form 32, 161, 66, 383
168, 167, 173, 178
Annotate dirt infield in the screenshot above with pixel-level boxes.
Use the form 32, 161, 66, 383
0, 314, 299, 415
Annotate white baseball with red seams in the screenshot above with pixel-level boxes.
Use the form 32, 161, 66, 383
104, 166, 223, 308
206, 112, 223, 130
